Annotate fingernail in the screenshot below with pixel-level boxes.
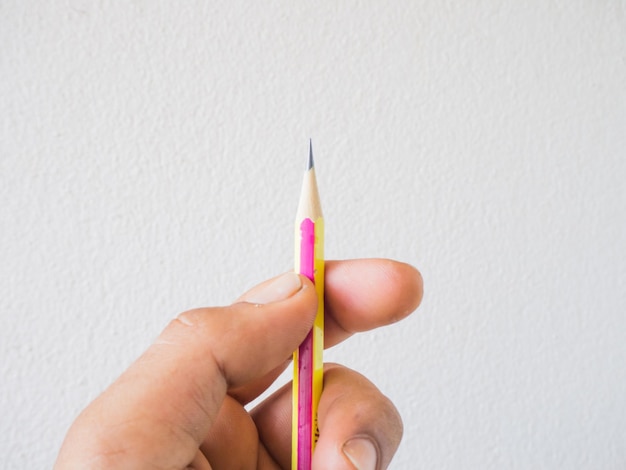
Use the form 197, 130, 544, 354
239, 272, 302, 304
342, 437, 378, 470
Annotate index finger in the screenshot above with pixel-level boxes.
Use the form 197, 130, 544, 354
323, 258, 423, 348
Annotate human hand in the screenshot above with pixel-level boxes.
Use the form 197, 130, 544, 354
55, 258, 423, 469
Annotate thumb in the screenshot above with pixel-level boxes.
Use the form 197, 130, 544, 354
56, 272, 317, 469
173, 271, 318, 388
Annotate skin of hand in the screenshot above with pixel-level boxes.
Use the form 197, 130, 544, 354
55, 258, 423, 470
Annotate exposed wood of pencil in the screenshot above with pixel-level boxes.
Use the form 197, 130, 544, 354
296, 164, 323, 223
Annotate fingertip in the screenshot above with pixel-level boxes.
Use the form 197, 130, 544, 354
314, 431, 382, 470
324, 259, 424, 337
313, 365, 403, 470
236, 271, 307, 305
342, 437, 379, 470
389, 260, 424, 322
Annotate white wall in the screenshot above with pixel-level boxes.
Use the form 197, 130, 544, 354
2, 1, 625, 468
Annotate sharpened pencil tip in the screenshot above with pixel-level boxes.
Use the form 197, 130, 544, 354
308, 139, 314, 170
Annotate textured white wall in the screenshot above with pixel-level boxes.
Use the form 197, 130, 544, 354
2, 1, 625, 468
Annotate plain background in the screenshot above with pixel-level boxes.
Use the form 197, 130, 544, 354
2, 1, 625, 468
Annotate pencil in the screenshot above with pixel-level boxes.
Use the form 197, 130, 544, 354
292, 140, 324, 469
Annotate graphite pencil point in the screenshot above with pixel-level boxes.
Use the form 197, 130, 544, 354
308, 139, 314, 170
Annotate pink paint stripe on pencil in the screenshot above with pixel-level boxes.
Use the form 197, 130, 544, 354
297, 217, 316, 468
